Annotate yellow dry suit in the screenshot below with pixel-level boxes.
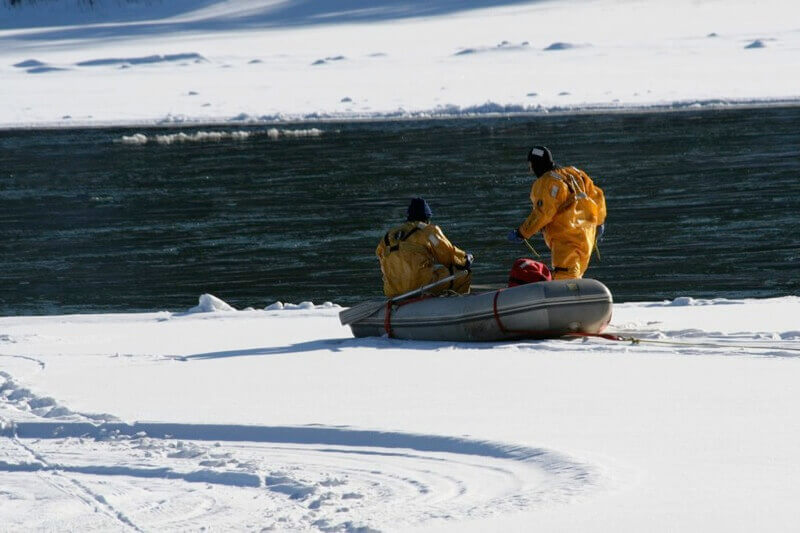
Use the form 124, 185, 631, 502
518, 166, 606, 279
376, 221, 472, 298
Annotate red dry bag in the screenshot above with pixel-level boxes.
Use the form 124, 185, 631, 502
508, 258, 552, 287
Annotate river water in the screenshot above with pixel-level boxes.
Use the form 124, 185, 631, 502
2, 106, 799, 315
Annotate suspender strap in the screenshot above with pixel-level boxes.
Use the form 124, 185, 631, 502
550, 168, 590, 214
402, 226, 421, 241
384, 225, 423, 255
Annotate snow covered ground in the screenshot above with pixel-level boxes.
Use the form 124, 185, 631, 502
3, 1, 800, 531
1, 0, 799, 128
2, 295, 800, 531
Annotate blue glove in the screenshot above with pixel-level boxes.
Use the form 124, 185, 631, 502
507, 229, 524, 243
464, 253, 474, 270
596, 223, 605, 242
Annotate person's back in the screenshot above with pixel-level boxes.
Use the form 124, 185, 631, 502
376, 198, 471, 298
510, 147, 606, 279
530, 166, 604, 240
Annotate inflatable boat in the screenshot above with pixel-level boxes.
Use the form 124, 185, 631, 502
345, 278, 613, 342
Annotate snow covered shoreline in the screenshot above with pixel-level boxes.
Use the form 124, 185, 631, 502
3, 98, 800, 132
3, 0, 798, 129
2, 295, 800, 531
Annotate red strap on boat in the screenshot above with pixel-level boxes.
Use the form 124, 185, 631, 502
492, 289, 510, 334
384, 294, 436, 339
383, 301, 394, 338
492, 288, 623, 341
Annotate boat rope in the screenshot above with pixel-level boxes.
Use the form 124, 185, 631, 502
563, 332, 800, 353
522, 238, 541, 258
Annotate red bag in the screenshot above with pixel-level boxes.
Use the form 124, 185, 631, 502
508, 258, 552, 287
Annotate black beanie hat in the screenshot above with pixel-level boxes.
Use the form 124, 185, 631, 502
527, 145, 555, 177
407, 197, 433, 222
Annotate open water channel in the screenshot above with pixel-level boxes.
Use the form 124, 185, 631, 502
1, 106, 799, 315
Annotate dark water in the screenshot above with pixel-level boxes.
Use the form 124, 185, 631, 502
2, 107, 799, 315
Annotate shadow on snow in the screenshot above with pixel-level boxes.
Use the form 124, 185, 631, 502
179, 336, 544, 360
5, 421, 546, 461
1, 420, 595, 490
3, 0, 543, 42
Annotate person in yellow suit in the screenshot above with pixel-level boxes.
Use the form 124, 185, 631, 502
376, 198, 472, 298
508, 146, 606, 280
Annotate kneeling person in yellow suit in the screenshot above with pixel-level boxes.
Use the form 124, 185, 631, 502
508, 146, 606, 280
376, 198, 472, 298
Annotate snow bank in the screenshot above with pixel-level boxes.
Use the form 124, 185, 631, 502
654, 296, 744, 307
265, 301, 339, 311
265, 128, 323, 139
118, 128, 322, 145
2, 0, 798, 128
119, 132, 148, 145
76, 52, 206, 67
184, 294, 340, 313
120, 130, 251, 144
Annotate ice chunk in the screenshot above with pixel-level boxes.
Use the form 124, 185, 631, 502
544, 42, 578, 51
745, 40, 766, 49
120, 133, 148, 144
187, 294, 236, 313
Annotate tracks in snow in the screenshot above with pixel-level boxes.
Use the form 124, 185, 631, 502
0, 371, 600, 532
4, 429, 143, 531
1, 421, 599, 531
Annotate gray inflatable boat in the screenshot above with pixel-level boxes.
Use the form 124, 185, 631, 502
347, 279, 613, 342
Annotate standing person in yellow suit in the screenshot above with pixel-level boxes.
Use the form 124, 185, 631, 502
376, 198, 472, 298
508, 146, 606, 280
